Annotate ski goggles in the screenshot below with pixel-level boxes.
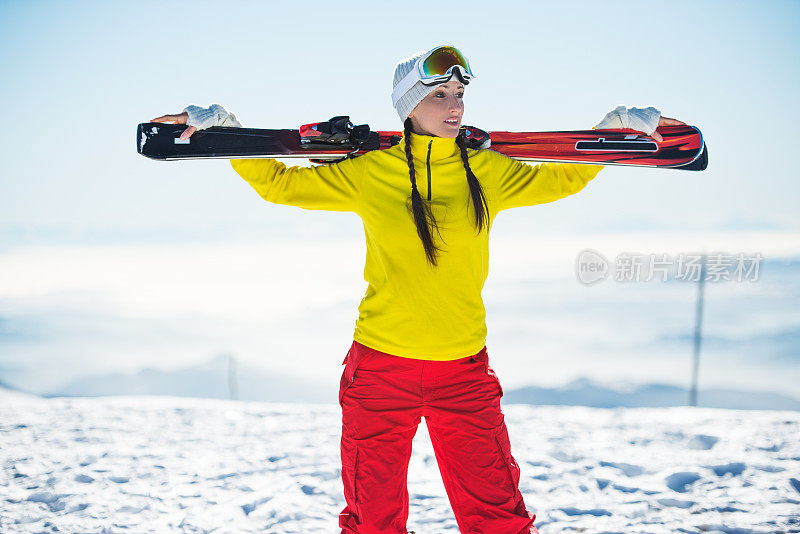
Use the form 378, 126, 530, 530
391, 46, 475, 107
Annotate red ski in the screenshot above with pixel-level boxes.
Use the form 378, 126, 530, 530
137, 116, 707, 171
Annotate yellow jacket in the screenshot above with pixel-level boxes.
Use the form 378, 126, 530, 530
231, 133, 603, 360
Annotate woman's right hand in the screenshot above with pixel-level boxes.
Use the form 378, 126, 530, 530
150, 111, 196, 140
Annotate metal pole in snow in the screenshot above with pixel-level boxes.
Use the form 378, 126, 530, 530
689, 253, 706, 407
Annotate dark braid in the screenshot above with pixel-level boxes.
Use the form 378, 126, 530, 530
455, 133, 490, 234
404, 118, 444, 267
403, 118, 491, 267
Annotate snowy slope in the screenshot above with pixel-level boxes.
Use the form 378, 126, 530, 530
2, 396, 799, 533
0, 383, 40, 401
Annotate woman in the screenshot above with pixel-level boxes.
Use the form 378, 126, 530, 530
152, 45, 685, 534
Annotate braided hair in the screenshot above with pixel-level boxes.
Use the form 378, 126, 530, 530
403, 118, 490, 267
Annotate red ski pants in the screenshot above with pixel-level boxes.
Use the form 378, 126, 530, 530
338, 340, 538, 534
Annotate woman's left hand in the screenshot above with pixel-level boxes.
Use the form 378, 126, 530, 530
646, 116, 687, 142
595, 106, 688, 143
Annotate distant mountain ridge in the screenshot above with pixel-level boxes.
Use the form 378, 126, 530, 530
504, 377, 800, 411
43, 358, 800, 411
49, 355, 337, 404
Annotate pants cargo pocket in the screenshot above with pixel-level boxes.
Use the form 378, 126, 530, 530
495, 426, 523, 507
339, 346, 354, 407
340, 434, 361, 528
471, 348, 504, 398
487, 363, 504, 398
339, 342, 377, 407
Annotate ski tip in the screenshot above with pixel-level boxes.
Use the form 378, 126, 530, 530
675, 143, 708, 171
136, 122, 172, 160
136, 122, 150, 157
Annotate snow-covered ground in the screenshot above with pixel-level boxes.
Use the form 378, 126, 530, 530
2, 395, 799, 533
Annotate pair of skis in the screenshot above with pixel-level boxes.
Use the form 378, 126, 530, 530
136, 116, 708, 171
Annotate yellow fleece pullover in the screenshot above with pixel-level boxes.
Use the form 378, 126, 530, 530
231, 133, 603, 360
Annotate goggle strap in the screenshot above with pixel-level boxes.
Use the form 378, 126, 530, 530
391, 65, 472, 108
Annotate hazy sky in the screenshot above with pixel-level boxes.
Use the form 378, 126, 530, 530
1, 0, 798, 242
1, 0, 798, 398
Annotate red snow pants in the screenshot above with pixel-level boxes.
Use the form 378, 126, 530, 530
338, 340, 538, 534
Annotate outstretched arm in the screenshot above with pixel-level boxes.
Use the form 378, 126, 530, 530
152, 104, 365, 213
492, 153, 604, 212
230, 156, 364, 213
492, 105, 687, 211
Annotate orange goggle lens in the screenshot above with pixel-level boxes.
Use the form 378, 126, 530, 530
420, 46, 473, 79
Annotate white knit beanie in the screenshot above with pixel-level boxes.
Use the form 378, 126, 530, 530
392, 48, 468, 123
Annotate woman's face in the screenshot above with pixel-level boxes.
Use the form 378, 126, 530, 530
408, 79, 465, 138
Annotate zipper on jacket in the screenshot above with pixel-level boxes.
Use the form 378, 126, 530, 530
426, 140, 433, 201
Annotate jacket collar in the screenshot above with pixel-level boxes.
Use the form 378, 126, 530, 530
396, 133, 459, 163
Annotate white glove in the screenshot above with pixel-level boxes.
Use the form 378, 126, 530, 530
182, 103, 243, 129
594, 105, 661, 135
